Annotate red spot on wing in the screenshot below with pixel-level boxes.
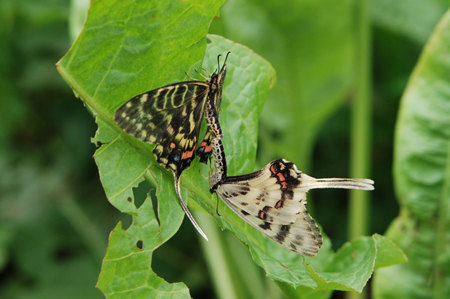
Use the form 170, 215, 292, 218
275, 200, 283, 209
270, 165, 276, 174
170, 142, 176, 149
273, 171, 287, 189
277, 172, 286, 182
258, 211, 266, 220
181, 144, 197, 160
204, 144, 212, 153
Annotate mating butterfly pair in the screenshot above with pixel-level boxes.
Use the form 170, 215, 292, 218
114, 54, 374, 256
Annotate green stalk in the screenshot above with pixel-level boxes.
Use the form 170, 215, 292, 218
195, 212, 239, 299
348, 0, 372, 298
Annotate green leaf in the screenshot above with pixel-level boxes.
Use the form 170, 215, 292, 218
57, 0, 227, 296
371, 0, 450, 44
96, 200, 189, 298
373, 234, 407, 270
56, 0, 405, 295
373, 9, 450, 299
302, 234, 405, 293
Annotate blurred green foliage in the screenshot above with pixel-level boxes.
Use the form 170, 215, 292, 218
373, 10, 450, 298
0, 0, 448, 298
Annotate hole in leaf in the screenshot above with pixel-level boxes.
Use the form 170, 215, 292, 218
121, 213, 133, 230
149, 187, 160, 225
136, 240, 144, 250
127, 197, 132, 203
132, 180, 151, 209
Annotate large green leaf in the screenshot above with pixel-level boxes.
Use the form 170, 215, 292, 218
373, 9, 450, 299
57, 0, 405, 295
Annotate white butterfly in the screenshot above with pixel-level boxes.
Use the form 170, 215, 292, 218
210, 159, 374, 256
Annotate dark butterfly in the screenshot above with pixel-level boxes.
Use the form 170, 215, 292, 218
115, 53, 230, 239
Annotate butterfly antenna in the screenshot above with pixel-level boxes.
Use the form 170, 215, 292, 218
216, 54, 222, 73
174, 175, 209, 241
223, 51, 231, 65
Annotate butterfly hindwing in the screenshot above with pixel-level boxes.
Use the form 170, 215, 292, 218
197, 130, 213, 163
217, 186, 322, 257
115, 81, 209, 175
215, 159, 324, 256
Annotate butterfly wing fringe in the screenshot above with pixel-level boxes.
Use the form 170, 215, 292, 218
174, 175, 208, 241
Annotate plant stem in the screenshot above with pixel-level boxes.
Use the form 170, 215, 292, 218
348, 0, 372, 298
195, 212, 239, 299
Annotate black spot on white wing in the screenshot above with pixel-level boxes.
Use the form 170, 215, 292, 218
238, 186, 250, 195
279, 212, 322, 256
303, 210, 323, 247
221, 183, 304, 226
259, 222, 271, 230
290, 243, 298, 251
256, 192, 265, 201
216, 190, 321, 256
274, 225, 290, 242
281, 189, 294, 201
295, 234, 304, 242
216, 163, 325, 256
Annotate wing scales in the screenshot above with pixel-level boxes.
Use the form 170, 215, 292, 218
115, 81, 209, 175
214, 158, 374, 256
114, 56, 229, 241
217, 191, 321, 257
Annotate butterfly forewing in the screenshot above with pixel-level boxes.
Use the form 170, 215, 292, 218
115, 81, 209, 175
114, 55, 230, 241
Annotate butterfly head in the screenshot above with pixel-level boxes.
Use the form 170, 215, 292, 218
210, 52, 230, 91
